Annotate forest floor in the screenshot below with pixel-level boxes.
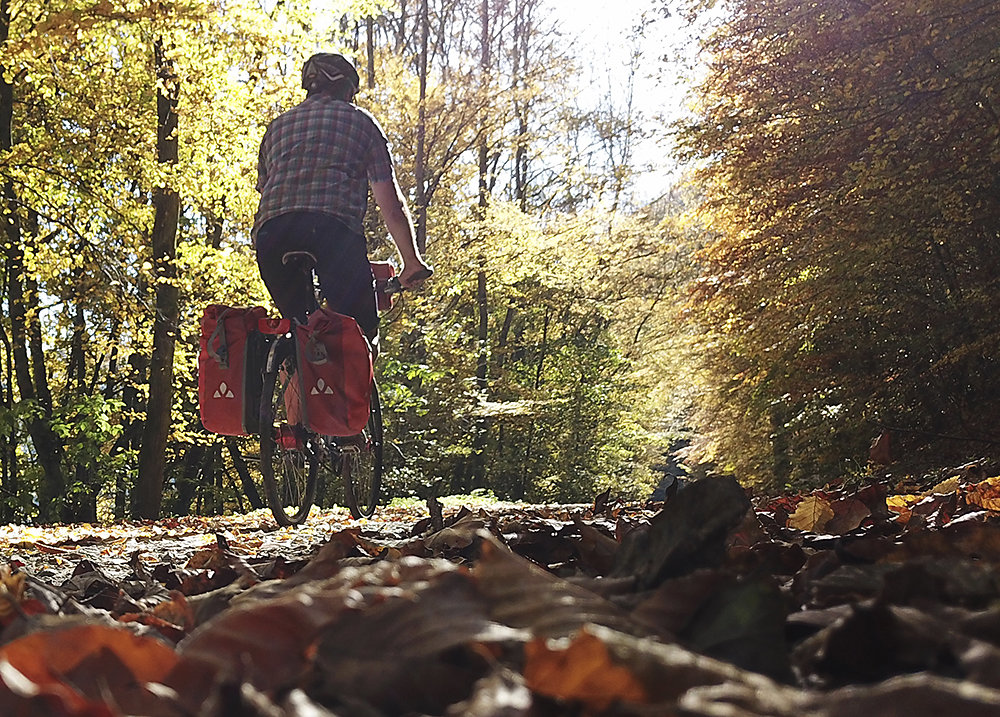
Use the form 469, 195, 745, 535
2, 467, 1000, 716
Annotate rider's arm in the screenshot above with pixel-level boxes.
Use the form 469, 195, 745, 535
371, 177, 433, 288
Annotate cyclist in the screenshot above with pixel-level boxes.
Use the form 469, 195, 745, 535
252, 52, 432, 354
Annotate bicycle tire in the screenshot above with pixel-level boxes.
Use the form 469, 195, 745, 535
259, 338, 319, 526
342, 383, 383, 519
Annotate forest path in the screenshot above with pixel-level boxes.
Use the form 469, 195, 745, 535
1, 477, 1000, 715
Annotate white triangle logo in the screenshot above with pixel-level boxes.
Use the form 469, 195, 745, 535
213, 381, 236, 399
311, 378, 335, 395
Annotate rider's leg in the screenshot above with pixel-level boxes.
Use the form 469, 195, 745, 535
255, 213, 320, 322
311, 217, 380, 355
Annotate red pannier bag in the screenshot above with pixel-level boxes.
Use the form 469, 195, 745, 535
198, 305, 268, 435
295, 307, 373, 436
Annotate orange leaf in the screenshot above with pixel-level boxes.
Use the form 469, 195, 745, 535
0, 623, 178, 713
524, 630, 648, 709
0, 624, 178, 686
0, 566, 27, 624
886, 494, 919, 524
965, 476, 1000, 513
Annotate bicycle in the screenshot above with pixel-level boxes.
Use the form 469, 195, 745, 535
255, 251, 405, 526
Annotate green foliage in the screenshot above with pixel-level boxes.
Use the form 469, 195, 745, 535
373, 200, 670, 503
0, 0, 680, 520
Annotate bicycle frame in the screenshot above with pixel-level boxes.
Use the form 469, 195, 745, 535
254, 256, 398, 524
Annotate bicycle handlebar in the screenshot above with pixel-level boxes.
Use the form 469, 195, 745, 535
378, 266, 433, 295
380, 276, 403, 294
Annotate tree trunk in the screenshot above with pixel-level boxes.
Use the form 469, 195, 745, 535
0, 321, 15, 522
518, 307, 549, 498
206, 211, 223, 249
494, 304, 516, 373
471, 270, 489, 488
413, 0, 429, 252
512, 0, 530, 210
171, 444, 205, 515
477, 0, 490, 209
0, 28, 67, 520
366, 16, 376, 88
395, 0, 407, 52
135, 38, 181, 519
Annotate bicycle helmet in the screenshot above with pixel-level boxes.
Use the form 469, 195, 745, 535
301, 53, 360, 94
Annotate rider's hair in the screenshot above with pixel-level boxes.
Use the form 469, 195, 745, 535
301, 53, 360, 101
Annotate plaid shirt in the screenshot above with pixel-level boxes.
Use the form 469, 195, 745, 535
253, 95, 395, 239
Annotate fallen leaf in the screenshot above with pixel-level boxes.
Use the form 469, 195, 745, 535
612, 476, 750, 588
0, 623, 178, 714
966, 477, 1000, 513
524, 629, 648, 709
887, 494, 919, 524
826, 497, 871, 534
925, 476, 962, 496
788, 495, 835, 532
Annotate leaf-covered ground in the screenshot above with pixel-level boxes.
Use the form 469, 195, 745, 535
3, 469, 1000, 716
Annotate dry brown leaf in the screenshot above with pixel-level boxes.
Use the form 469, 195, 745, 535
788, 495, 835, 532
572, 517, 620, 574
886, 494, 919, 524
0, 623, 177, 684
0, 623, 178, 714
523, 630, 648, 709
425, 512, 488, 552
150, 590, 195, 631
814, 673, 1000, 717
0, 566, 26, 621
826, 498, 872, 534
926, 476, 962, 496
475, 535, 639, 639
966, 477, 1000, 513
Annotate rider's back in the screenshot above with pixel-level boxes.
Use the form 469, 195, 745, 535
253, 94, 394, 239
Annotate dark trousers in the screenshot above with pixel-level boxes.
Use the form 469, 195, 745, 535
255, 212, 378, 342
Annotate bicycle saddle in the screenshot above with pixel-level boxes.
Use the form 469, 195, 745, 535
281, 251, 318, 269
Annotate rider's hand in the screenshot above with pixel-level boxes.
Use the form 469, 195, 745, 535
400, 262, 434, 289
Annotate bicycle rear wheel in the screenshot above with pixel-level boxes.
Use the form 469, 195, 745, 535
342, 383, 383, 519
259, 339, 319, 526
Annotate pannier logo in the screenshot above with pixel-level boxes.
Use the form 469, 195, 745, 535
311, 378, 335, 395
213, 381, 236, 399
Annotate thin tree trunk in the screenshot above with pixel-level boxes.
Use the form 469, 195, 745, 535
172, 444, 204, 515
395, 0, 408, 51
366, 16, 376, 88
471, 270, 489, 488
519, 307, 549, 499
0, 321, 15, 521
413, 0, 429, 252
512, 0, 529, 210
494, 304, 515, 373
111, 352, 145, 520
135, 38, 181, 519
477, 0, 489, 209
493, 304, 516, 488
476, 272, 489, 393
206, 211, 223, 249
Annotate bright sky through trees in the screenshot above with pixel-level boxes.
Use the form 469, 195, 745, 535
551, 0, 693, 203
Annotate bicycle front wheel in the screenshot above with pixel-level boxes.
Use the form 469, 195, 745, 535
342, 383, 383, 519
259, 339, 319, 526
